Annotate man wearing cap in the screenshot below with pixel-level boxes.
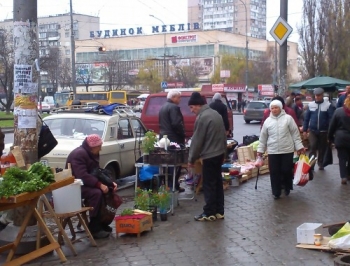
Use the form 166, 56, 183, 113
209, 92, 230, 137
66, 134, 117, 239
188, 92, 227, 221
303, 88, 335, 170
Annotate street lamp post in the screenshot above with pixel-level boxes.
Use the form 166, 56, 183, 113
150, 15, 166, 81
70, 0, 76, 98
239, 0, 249, 101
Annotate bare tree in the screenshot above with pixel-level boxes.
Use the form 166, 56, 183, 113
102, 51, 128, 90
136, 60, 162, 93
40, 47, 62, 94
58, 59, 72, 91
75, 63, 95, 92
0, 28, 14, 114
249, 49, 274, 85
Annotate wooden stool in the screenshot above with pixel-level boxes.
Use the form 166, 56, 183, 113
37, 195, 97, 256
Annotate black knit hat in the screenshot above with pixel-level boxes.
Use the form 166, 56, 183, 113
188, 92, 205, 105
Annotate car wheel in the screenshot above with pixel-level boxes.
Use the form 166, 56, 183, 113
245, 120, 251, 124
105, 164, 118, 182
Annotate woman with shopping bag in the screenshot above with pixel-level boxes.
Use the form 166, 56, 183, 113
257, 100, 305, 199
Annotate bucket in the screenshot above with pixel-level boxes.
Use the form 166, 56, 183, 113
52, 179, 83, 214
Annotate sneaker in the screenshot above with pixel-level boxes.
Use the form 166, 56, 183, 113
215, 213, 225, 219
194, 213, 216, 221
342, 178, 347, 185
92, 230, 110, 239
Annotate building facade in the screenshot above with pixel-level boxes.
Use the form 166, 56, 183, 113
188, 0, 266, 39
75, 30, 299, 90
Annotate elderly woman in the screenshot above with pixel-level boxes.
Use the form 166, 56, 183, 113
257, 100, 305, 199
66, 134, 117, 239
328, 94, 350, 185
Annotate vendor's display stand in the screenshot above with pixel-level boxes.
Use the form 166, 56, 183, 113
0, 177, 74, 265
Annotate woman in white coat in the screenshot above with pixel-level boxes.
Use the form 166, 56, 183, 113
257, 100, 305, 199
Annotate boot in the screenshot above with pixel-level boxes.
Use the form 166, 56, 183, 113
89, 217, 110, 239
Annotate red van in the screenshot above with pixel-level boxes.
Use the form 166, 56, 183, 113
141, 91, 233, 138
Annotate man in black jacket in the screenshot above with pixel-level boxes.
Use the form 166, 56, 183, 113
159, 90, 186, 192
209, 93, 229, 136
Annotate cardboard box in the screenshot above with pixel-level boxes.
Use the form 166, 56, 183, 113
115, 214, 153, 237
296, 223, 323, 244
237, 146, 255, 164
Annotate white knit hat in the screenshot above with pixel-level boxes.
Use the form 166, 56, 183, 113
269, 100, 283, 110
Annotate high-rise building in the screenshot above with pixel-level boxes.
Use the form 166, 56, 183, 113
188, 0, 266, 39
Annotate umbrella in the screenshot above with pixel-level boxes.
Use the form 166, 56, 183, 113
289, 76, 350, 91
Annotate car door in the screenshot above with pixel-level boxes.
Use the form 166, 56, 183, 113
117, 118, 137, 176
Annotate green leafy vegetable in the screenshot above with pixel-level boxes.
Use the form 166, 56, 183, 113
0, 163, 55, 198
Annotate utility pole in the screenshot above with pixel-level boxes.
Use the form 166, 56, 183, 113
279, 0, 288, 95
239, 0, 249, 101
150, 15, 167, 81
12, 0, 38, 226
70, 0, 76, 97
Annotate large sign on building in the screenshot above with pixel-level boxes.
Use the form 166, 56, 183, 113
90, 22, 200, 38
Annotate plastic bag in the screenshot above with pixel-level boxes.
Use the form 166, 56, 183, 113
254, 156, 264, 167
328, 222, 350, 249
293, 154, 310, 186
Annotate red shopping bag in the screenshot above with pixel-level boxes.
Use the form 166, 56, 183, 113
293, 155, 310, 187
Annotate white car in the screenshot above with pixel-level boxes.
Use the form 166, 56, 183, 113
41, 108, 147, 181
38, 102, 51, 113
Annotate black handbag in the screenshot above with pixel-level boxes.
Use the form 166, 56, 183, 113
323, 144, 333, 168
38, 116, 58, 159
243, 135, 259, 146
91, 168, 114, 187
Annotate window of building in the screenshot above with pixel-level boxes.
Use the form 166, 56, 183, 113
65, 49, 70, 55
65, 32, 69, 38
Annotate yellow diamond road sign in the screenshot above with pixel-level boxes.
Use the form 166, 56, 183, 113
269, 16, 293, 45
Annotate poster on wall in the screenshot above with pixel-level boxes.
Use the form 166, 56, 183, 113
168, 57, 214, 81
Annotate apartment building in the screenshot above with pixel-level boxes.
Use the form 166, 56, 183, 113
188, 0, 266, 39
0, 13, 100, 59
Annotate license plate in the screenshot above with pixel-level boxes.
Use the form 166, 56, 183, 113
40, 160, 48, 166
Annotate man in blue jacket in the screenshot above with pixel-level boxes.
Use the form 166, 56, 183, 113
303, 88, 335, 170
337, 86, 350, 108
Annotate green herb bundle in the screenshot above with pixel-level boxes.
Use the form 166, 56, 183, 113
0, 162, 55, 198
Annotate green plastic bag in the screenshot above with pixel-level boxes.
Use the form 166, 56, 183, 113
331, 222, 350, 240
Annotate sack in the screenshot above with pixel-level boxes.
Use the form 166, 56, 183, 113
38, 123, 58, 158
293, 154, 310, 186
323, 144, 333, 168
243, 135, 259, 146
91, 168, 114, 187
100, 191, 123, 225
329, 222, 350, 249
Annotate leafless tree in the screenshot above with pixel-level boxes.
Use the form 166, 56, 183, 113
101, 51, 128, 90
58, 58, 72, 91
40, 47, 62, 94
0, 28, 14, 113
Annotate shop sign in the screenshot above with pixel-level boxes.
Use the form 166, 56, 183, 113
171, 35, 197, 43
223, 84, 246, 92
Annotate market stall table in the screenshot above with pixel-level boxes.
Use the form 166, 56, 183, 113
0, 177, 74, 266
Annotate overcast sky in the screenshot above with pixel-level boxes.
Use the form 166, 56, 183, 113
0, 0, 303, 42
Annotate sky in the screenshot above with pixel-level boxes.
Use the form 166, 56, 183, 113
0, 0, 303, 42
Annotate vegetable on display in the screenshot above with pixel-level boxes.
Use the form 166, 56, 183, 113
0, 162, 55, 198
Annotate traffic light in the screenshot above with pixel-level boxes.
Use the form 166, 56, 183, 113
98, 47, 106, 52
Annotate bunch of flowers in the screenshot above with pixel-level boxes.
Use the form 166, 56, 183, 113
141, 131, 157, 154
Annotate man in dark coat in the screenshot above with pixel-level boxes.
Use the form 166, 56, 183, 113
159, 90, 186, 192
209, 93, 229, 136
337, 86, 350, 108
66, 134, 117, 239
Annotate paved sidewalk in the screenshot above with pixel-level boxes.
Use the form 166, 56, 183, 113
1, 154, 347, 265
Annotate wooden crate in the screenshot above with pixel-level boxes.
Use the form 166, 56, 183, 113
115, 214, 153, 237
237, 146, 255, 164
251, 167, 258, 178
259, 165, 270, 175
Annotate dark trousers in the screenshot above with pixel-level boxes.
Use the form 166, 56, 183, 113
268, 153, 294, 197
81, 186, 103, 218
308, 131, 328, 168
202, 154, 225, 216
337, 148, 350, 179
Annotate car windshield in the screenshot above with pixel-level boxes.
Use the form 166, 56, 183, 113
44, 118, 105, 139
248, 102, 267, 109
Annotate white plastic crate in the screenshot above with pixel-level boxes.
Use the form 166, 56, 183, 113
296, 223, 323, 244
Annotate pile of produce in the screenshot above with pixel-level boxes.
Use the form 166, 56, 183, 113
0, 162, 55, 198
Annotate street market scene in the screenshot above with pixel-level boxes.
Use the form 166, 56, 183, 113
2, 0, 350, 265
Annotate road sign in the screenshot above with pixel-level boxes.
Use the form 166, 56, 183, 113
269, 16, 293, 46
161, 81, 168, 89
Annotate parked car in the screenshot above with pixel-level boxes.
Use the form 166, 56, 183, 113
40, 107, 147, 181
38, 102, 51, 114
141, 91, 233, 137
243, 101, 269, 123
